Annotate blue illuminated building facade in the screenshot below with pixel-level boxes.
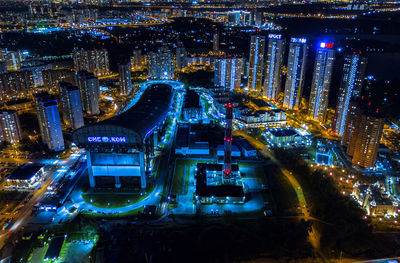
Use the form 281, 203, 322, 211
283, 37, 308, 109
34, 93, 65, 152
334, 53, 367, 136
247, 35, 265, 93
308, 42, 335, 122
73, 84, 174, 189
147, 46, 175, 80
263, 34, 285, 100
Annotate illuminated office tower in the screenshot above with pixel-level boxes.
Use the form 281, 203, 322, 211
76, 71, 100, 115
147, 46, 175, 80
130, 49, 145, 71
308, 42, 335, 122
348, 108, 384, 168
333, 53, 367, 135
59, 81, 84, 130
176, 44, 187, 70
213, 33, 219, 52
72, 48, 110, 76
34, 93, 64, 152
0, 110, 22, 145
248, 35, 266, 93
263, 34, 285, 100
118, 62, 132, 95
283, 38, 308, 109
214, 57, 243, 90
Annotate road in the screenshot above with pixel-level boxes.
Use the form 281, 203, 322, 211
0, 150, 84, 255
234, 129, 325, 260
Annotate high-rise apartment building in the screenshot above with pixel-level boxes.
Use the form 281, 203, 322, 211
349, 109, 384, 168
283, 38, 308, 109
34, 93, 64, 152
76, 71, 100, 115
59, 81, 84, 130
0, 71, 34, 101
247, 35, 266, 93
333, 53, 367, 135
263, 34, 285, 100
0, 50, 22, 71
214, 57, 242, 91
72, 48, 109, 76
0, 110, 22, 145
43, 69, 76, 92
147, 46, 175, 80
130, 49, 145, 71
176, 44, 187, 70
308, 42, 335, 122
118, 62, 132, 95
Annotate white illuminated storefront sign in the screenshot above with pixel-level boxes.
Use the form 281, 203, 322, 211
87, 136, 127, 143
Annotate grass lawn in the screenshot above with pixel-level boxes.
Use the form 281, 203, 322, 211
171, 159, 208, 195
81, 207, 144, 218
81, 188, 153, 209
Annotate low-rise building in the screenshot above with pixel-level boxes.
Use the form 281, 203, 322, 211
235, 138, 257, 158
175, 125, 210, 156
6, 164, 44, 188
266, 127, 307, 147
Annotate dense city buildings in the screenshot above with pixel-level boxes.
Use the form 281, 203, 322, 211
0, 110, 22, 145
72, 48, 110, 76
20, 60, 48, 87
263, 34, 285, 100
118, 62, 133, 96
334, 53, 367, 135
308, 42, 335, 122
214, 57, 242, 91
283, 37, 308, 109
247, 35, 266, 93
147, 46, 175, 80
58, 81, 84, 130
43, 69, 76, 92
0, 71, 34, 101
76, 71, 100, 115
34, 93, 65, 152
0, 49, 22, 71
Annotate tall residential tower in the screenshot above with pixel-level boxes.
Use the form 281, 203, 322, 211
263, 34, 285, 100
308, 42, 335, 122
247, 35, 266, 93
283, 37, 308, 109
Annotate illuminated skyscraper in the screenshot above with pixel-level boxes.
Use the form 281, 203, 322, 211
0, 110, 22, 145
147, 46, 175, 80
348, 108, 384, 168
59, 81, 84, 130
176, 44, 187, 70
118, 62, 132, 95
248, 35, 266, 93
308, 42, 335, 122
263, 34, 285, 100
72, 48, 109, 76
341, 99, 359, 148
34, 93, 64, 152
333, 53, 367, 135
283, 37, 308, 109
214, 57, 242, 90
76, 71, 100, 115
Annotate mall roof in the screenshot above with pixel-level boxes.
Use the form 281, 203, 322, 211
73, 83, 173, 145
7, 164, 43, 181
102, 83, 172, 137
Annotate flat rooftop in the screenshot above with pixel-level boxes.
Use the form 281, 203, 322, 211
196, 163, 244, 198
184, 89, 201, 108
7, 164, 43, 181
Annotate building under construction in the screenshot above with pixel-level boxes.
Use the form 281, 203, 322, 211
195, 103, 245, 204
